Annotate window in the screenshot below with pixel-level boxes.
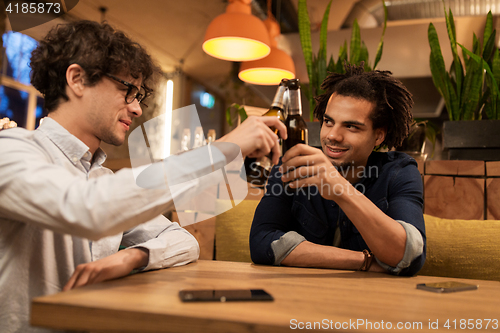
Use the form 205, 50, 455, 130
1, 31, 46, 130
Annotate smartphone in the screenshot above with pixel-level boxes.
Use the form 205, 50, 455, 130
417, 281, 478, 293
179, 289, 274, 302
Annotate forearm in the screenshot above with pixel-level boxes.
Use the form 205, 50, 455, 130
281, 241, 385, 273
63, 247, 149, 291
335, 182, 406, 267
123, 247, 149, 270
281, 241, 363, 269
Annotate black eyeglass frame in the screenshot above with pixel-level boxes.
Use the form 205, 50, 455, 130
104, 73, 149, 107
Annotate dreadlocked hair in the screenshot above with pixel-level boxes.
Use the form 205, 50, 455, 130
313, 62, 414, 150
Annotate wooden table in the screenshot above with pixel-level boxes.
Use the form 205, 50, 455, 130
31, 260, 500, 332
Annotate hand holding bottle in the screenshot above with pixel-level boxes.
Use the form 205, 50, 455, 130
216, 116, 287, 164
280, 144, 352, 201
243, 79, 288, 187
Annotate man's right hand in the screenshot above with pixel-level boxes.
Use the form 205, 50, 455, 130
216, 116, 287, 165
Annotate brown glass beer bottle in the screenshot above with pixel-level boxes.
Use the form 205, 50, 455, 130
283, 79, 308, 154
243, 79, 288, 187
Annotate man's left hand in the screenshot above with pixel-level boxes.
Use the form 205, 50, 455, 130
63, 248, 148, 291
279, 144, 352, 201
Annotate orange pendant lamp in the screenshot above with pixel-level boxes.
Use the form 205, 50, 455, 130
238, 2, 295, 85
203, 0, 271, 62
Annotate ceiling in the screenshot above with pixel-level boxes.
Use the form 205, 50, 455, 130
10, 0, 359, 107
5, 0, 499, 111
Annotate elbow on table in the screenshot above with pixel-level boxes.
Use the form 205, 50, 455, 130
189, 235, 201, 262
249, 237, 274, 266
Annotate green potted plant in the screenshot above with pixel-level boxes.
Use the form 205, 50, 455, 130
428, 7, 500, 160
298, 0, 388, 122
396, 119, 439, 159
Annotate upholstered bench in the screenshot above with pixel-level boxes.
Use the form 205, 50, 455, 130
215, 199, 500, 281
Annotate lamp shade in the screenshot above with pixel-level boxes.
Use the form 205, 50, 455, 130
238, 46, 295, 85
202, 0, 271, 62
238, 14, 295, 85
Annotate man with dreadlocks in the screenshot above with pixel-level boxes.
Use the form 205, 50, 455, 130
250, 64, 425, 276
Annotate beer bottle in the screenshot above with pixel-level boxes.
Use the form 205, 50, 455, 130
283, 79, 308, 154
243, 79, 288, 187
282, 79, 308, 191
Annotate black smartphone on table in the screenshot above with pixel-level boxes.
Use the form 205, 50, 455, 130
416, 281, 478, 293
179, 289, 274, 302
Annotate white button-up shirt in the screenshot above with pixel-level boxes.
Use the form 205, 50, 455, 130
0, 118, 226, 333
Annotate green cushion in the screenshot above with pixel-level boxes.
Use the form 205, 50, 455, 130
214, 204, 500, 281
420, 214, 500, 281
215, 200, 259, 262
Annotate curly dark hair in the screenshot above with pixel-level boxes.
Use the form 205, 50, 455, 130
313, 63, 414, 150
30, 20, 160, 112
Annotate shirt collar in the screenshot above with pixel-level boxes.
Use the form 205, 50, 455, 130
38, 117, 107, 167
356, 151, 383, 186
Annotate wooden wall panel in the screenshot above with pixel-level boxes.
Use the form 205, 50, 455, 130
425, 160, 484, 176
424, 175, 484, 220
486, 162, 500, 176
487, 178, 500, 220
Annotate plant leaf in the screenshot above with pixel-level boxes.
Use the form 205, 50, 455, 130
225, 106, 233, 126
484, 99, 493, 120
491, 49, 500, 86
464, 68, 483, 120
303, 83, 310, 101
472, 33, 480, 55
428, 23, 456, 120
444, 7, 463, 105
317, 0, 331, 89
318, 0, 332, 62
336, 41, 348, 73
483, 10, 493, 55
298, 0, 313, 94
459, 43, 500, 97
317, 53, 327, 94
298, 0, 316, 120
225, 103, 247, 126
350, 19, 361, 64
373, 0, 387, 69
239, 106, 248, 123
461, 54, 478, 120
327, 54, 335, 72
359, 41, 370, 71
482, 30, 496, 61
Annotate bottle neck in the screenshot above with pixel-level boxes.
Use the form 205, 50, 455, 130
270, 85, 287, 110
287, 88, 302, 116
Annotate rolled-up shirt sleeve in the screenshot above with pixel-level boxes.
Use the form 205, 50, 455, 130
375, 220, 424, 275
123, 215, 200, 270
271, 231, 306, 265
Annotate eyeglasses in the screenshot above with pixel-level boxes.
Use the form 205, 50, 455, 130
104, 73, 148, 106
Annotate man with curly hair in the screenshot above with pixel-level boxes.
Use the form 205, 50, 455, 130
0, 20, 285, 333
250, 64, 426, 276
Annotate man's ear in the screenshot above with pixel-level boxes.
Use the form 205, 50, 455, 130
66, 64, 86, 98
374, 127, 386, 146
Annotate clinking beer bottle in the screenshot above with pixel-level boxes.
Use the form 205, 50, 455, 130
282, 79, 308, 190
283, 79, 308, 154
243, 79, 288, 188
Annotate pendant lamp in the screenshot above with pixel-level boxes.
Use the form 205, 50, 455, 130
238, 4, 295, 85
203, 0, 271, 62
